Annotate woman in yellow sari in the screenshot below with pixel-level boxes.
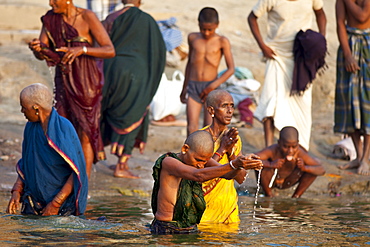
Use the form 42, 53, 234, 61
200, 89, 247, 225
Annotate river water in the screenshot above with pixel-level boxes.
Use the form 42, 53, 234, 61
0, 191, 369, 246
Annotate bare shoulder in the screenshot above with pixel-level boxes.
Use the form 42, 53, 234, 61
80, 8, 99, 22
256, 144, 277, 159
188, 32, 201, 41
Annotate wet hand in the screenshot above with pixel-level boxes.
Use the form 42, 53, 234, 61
41, 202, 60, 216
220, 127, 239, 155
6, 193, 21, 214
28, 38, 42, 52
271, 159, 285, 169
296, 157, 305, 171
56, 46, 84, 65
236, 154, 263, 170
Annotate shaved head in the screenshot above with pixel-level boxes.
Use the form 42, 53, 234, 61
185, 130, 214, 155
279, 126, 299, 142
20, 83, 53, 111
206, 89, 232, 108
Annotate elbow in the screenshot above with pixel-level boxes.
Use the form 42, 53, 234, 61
194, 173, 208, 183
107, 47, 115, 58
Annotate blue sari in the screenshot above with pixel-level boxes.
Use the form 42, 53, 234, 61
17, 109, 88, 215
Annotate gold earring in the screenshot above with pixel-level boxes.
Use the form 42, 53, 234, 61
182, 151, 185, 154
211, 114, 214, 117
35, 111, 39, 115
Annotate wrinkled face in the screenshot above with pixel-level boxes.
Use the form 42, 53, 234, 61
184, 149, 213, 169
49, 0, 69, 14
198, 22, 218, 40
278, 139, 299, 160
20, 97, 39, 122
212, 93, 234, 125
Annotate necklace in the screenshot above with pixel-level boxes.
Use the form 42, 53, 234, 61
207, 126, 218, 142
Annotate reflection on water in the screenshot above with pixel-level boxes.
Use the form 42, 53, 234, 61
1, 192, 370, 246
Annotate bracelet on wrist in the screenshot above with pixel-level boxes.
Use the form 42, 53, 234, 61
51, 200, 61, 208
214, 152, 222, 158
82, 46, 87, 54
229, 160, 237, 170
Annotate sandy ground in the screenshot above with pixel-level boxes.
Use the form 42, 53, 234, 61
0, 0, 370, 200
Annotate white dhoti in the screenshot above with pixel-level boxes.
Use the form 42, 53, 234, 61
254, 54, 312, 150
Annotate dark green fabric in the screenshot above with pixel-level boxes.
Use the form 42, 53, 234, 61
101, 7, 166, 155
151, 153, 206, 228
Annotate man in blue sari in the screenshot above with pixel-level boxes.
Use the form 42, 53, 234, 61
7, 83, 88, 216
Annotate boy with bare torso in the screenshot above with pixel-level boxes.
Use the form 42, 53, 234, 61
334, 0, 370, 175
150, 130, 262, 234
180, 7, 235, 135
256, 126, 325, 198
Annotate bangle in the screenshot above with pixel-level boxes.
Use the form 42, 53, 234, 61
51, 200, 61, 208
82, 46, 87, 54
229, 160, 237, 170
214, 152, 222, 158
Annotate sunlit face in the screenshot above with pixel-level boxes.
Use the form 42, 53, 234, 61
20, 97, 39, 122
183, 149, 213, 169
278, 139, 299, 160
198, 22, 218, 40
49, 0, 69, 14
212, 93, 234, 125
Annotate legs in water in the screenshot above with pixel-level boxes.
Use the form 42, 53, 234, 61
339, 131, 370, 175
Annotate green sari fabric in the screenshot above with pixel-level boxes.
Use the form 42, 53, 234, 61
151, 153, 206, 228
101, 7, 166, 155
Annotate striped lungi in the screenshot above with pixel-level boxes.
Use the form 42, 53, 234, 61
334, 26, 370, 134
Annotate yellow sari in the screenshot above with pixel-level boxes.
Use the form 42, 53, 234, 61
200, 127, 242, 224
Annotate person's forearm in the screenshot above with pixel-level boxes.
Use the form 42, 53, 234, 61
81, 45, 115, 59
303, 165, 325, 176
52, 174, 73, 207
11, 176, 24, 195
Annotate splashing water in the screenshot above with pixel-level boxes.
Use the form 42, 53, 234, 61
251, 169, 261, 232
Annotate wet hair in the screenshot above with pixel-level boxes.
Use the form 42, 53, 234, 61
198, 7, 219, 24
20, 83, 53, 111
279, 126, 299, 142
185, 130, 214, 155
206, 89, 232, 108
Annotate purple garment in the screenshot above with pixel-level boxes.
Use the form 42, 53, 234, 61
291, 29, 327, 95
41, 10, 104, 162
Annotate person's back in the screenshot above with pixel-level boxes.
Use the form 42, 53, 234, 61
180, 7, 235, 136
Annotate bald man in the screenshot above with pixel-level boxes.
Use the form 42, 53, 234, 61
256, 126, 325, 198
150, 130, 262, 234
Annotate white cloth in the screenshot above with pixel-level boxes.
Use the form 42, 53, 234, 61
150, 71, 186, 121
252, 0, 323, 150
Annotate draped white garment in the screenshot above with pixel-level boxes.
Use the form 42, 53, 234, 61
252, 0, 323, 150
